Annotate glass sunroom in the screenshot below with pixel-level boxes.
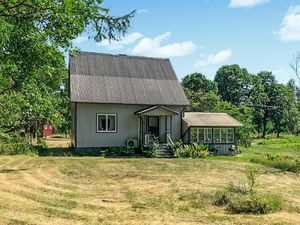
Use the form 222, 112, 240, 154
182, 112, 244, 155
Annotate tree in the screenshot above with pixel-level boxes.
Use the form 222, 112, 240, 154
214, 65, 252, 106
182, 73, 220, 112
290, 51, 300, 82
182, 72, 218, 94
256, 71, 277, 138
270, 83, 299, 137
214, 101, 254, 147
0, 1, 135, 144
249, 75, 269, 137
191, 92, 221, 112
0, 0, 135, 48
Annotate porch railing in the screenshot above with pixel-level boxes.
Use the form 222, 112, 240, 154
166, 132, 174, 145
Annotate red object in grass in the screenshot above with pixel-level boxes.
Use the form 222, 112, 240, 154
43, 125, 53, 138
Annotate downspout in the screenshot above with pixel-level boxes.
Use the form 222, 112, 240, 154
180, 106, 186, 139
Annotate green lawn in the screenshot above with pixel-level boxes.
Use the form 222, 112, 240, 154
0, 136, 299, 225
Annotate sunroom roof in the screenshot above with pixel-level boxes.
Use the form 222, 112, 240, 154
183, 112, 244, 127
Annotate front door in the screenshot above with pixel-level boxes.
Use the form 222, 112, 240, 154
147, 116, 159, 138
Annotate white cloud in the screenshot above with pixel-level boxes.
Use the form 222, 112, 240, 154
73, 36, 88, 44
137, 9, 149, 14
131, 32, 197, 57
277, 5, 300, 42
229, 0, 269, 8
98, 32, 144, 50
194, 49, 232, 68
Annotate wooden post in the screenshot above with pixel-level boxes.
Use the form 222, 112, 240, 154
170, 116, 172, 138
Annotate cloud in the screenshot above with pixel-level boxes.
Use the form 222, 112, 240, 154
131, 32, 197, 57
97, 32, 144, 50
137, 9, 149, 14
194, 49, 232, 67
229, 0, 269, 8
277, 5, 300, 42
73, 36, 88, 44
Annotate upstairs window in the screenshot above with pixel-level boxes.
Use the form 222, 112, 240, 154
97, 114, 117, 132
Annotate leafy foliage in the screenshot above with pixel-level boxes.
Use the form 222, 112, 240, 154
214, 64, 252, 106
174, 143, 209, 158
0, 0, 135, 48
0, 1, 134, 145
250, 154, 300, 173
214, 101, 254, 147
182, 72, 218, 94
215, 166, 282, 214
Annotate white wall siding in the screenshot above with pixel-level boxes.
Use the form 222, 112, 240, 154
75, 103, 183, 148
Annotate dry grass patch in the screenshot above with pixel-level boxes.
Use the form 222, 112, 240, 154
0, 156, 299, 224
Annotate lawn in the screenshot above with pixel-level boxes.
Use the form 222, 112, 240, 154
0, 136, 299, 225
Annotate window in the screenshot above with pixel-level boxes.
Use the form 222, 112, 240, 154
214, 128, 221, 143
213, 128, 234, 143
227, 128, 234, 143
97, 114, 117, 132
190, 128, 212, 143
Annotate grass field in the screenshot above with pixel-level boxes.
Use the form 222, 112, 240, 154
0, 136, 299, 224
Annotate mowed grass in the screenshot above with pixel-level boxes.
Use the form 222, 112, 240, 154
0, 155, 300, 224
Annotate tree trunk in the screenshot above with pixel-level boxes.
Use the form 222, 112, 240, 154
262, 119, 267, 139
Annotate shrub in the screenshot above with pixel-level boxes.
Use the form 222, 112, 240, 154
166, 140, 183, 153
175, 143, 209, 158
250, 154, 300, 173
214, 166, 282, 214
109, 146, 135, 156
0, 135, 37, 155
143, 135, 159, 158
215, 188, 282, 214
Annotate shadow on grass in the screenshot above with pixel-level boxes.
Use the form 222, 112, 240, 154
0, 168, 28, 173
37, 147, 74, 157
37, 147, 147, 158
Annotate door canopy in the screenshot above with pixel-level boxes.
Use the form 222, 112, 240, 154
134, 106, 179, 116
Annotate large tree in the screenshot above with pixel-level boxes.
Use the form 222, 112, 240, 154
214, 64, 252, 106
0, 1, 135, 143
270, 83, 299, 137
249, 75, 269, 137
182, 72, 218, 94
0, 0, 135, 48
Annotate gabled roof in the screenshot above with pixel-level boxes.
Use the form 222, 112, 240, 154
135, 106, 179, 116
69, 52, 189, 106
183, 112, 244, 127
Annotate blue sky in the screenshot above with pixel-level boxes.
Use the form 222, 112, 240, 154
72, 0, 300, 83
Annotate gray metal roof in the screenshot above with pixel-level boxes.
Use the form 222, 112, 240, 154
69, 52, 189, 105
183, 112, 244, 127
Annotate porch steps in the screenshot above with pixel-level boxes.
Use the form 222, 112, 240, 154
156, 145, 175, 158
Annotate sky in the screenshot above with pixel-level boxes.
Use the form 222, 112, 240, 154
72, 0, 300, 83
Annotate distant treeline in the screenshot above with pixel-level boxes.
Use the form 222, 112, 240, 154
181, 65, 300, 146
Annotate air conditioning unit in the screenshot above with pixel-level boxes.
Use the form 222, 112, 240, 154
127, 139, 138, 149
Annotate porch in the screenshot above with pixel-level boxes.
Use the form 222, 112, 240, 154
135, 106, 179, 147
182, 112, 244, 155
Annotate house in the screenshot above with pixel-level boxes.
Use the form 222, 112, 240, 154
69, 52, 243, 155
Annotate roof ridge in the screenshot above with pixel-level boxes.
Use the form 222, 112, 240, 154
75, 51, 170, 61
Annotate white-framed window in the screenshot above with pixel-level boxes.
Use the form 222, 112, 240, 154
96, 114, 117, 133
213, 128, 234, 143
191, 128, 212, 143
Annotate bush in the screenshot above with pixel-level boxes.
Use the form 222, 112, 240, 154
143, 135, 159, 158
109, 146, 135, 156
166, 140, 183, 153
0, 136, 37, 155
214, 166, 282, 214
250, 154, 300, 173
175, 143, 209, 158
215, 188, 282, 214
